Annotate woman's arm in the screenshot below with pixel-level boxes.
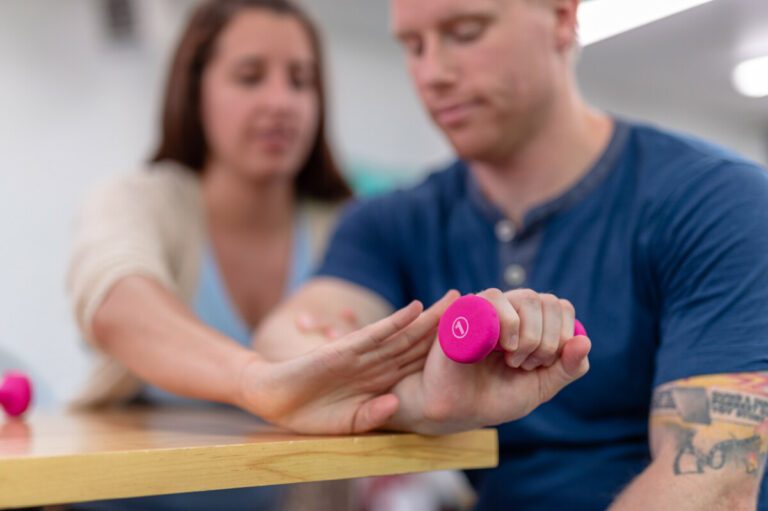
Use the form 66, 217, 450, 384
91, 275, 258, 407
91, 275, 438, 434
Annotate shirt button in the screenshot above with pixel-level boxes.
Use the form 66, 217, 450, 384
495, 220, 516, 243
504, 264, 527, 287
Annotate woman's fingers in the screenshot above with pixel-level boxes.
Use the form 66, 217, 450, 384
395, 353, 431, 381
345, 300, 424, 354
361, 290, 459, 365
392, 325, 437, 371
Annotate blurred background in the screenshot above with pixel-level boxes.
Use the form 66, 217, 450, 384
1, 0, 767, 407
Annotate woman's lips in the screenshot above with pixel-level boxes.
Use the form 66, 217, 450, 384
252, 128, 297, 152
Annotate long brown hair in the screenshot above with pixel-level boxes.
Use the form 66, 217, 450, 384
151, 0, 351, 201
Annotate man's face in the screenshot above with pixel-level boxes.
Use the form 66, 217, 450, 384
392, 0, 569, 163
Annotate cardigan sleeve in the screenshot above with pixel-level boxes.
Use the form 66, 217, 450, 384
67, 167, 200, 344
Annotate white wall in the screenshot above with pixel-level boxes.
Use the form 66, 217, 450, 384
0, 0, 766, 407
0, 0, 179, 405
323, 35, 451, 177
579, 78, 768, 165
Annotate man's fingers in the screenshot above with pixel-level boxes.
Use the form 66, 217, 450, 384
295, 313, 318, 333
558, 299, 576, 346
521, 294, 561, 370
505, 289, 543, 367
477, 288, 520, 352
326, 309, 362, 339
295, 312, 357, 340
340, 308, 360, 328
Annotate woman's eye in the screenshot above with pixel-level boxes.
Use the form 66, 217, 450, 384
291, 77, 310, 89
233, 61, 266, 86
291, 69, 316, 90
288, 64, 317, 90
236, 73, 263, 86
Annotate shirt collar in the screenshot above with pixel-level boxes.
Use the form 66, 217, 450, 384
465, 118, 631, 235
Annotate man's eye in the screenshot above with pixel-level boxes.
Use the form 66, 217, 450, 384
401, 38, 423, 57
450, 20, 486, 43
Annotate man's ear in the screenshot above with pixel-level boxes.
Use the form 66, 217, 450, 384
552, 0, 580, 53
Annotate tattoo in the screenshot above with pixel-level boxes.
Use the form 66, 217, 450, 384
673, 428, 762, 475
651, 373, 768, 478
711, 391, 768, 423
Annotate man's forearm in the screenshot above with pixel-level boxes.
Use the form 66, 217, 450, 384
253, 278, 393, 361
612, 373, 768, 510
252, 304, 328, 361
610, 458, 758, 510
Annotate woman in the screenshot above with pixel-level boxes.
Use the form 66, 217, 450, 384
67, 0, 434, 508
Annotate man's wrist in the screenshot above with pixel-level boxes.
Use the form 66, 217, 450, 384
383, 374, 479, 436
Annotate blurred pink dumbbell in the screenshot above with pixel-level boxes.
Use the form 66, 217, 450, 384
0, 372, 32, 417
438, 295, 587, 364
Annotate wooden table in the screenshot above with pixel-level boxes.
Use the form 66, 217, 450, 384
0, 407, 497, 507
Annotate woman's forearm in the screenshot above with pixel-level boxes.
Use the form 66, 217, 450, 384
87, 275, 438, 435
90, 275, 260, 408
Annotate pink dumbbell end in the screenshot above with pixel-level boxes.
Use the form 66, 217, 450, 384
0, 372, 32, 417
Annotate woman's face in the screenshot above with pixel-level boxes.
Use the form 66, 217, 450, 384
200, 9, 320, 183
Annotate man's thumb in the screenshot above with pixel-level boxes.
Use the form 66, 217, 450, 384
351, 394, 400, 433
538, 336, 591, 403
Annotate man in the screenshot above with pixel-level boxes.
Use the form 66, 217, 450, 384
256, 0, 768, 508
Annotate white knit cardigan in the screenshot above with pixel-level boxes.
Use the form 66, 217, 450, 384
67, 162, 341, 407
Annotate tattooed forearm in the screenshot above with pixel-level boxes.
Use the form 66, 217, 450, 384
651, 373, 768, 479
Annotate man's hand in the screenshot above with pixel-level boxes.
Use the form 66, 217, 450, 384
389, 289, 591, 435
479, 288, 578, 370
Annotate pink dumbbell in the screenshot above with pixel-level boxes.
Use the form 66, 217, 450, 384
438, 295, 587, 364
0, 372, 32, 417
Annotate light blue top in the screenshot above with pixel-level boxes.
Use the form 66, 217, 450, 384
143, 211, 312, 405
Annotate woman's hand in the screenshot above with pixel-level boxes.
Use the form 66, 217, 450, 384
237, 293, 456, 434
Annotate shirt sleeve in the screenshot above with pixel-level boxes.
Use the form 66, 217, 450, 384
314, 196, 409, 309
652, 160, 768, 387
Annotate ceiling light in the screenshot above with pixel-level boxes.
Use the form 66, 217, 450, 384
732, 56, 768, 98
579, 0, 715, 46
